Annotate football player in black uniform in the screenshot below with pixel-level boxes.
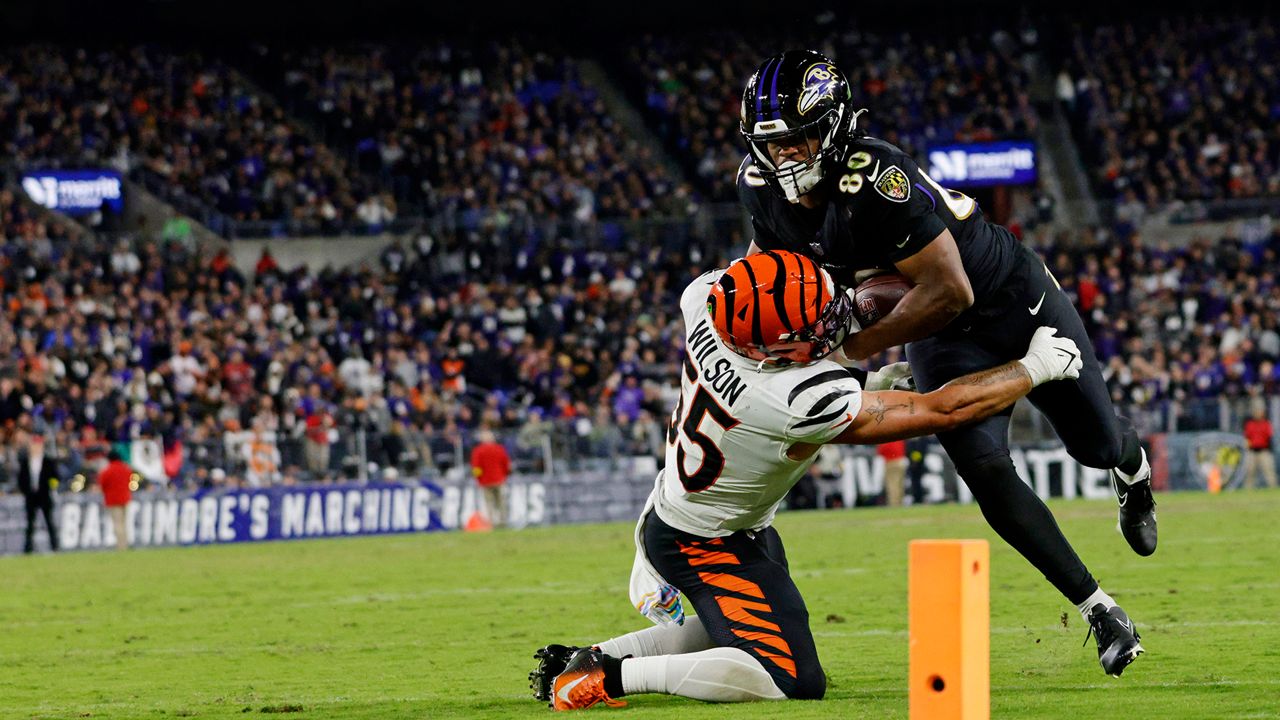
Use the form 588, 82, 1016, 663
737, 50, 1152, 677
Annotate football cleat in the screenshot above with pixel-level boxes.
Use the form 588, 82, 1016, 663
1084, 604, 1144, 677
1113, 450, 1157, 556
529, 645, 581, 703
551, 648, 625, 711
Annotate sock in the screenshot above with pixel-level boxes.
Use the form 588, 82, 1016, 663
1115, 429, 1146, 479
620, 647, 786, 702
602, 654, 625, 698
1115, 447, 1149, 486
1075, 586, 1117, 621
595, 615, 713, 659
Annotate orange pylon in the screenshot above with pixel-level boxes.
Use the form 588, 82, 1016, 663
464, 512, 493, 532
909, 540, 989, 720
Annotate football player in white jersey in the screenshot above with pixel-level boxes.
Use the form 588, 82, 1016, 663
530, 250, 1092, 710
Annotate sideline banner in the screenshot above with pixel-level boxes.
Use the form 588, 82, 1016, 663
829, 442, 1117, 507
2, 481, 458, 556
0, 475, 570, 556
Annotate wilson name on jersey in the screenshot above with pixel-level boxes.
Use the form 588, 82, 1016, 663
656, 272, 863, 537
737, 135, 1023, 308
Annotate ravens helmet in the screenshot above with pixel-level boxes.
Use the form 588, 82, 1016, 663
740, 50, 863, 203
708, 250, 854, 366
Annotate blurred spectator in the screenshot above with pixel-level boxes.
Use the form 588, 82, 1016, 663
304, 405, 335, 479
810, 449, 845, 510
1243, 403, 1277, 489
787, 467, 819, 510
17, 434, 59, 554
97, 450, 134, 551
243, 430, 282, 487
470, 429, 511, 528
878, 440, 908, 507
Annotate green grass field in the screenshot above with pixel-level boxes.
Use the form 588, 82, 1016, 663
4, 490, 1280, 719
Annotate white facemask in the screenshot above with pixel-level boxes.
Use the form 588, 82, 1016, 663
776, 159, 826, 204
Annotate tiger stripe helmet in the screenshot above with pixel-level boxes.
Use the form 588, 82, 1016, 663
707, 250, 854, 366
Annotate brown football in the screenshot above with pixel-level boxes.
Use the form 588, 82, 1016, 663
852, 273, 913, 327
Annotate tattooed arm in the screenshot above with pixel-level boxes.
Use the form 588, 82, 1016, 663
827, 361, 1035, 446
782, 327, 1082, 455
823, 326, 1083, 446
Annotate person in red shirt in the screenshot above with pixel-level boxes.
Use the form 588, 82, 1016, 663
304, 413, 334, 477
79, 425, 111, 474
1243, 405, 1277, 489
470, 429, 512, 528
222, 350, 255, 406
877, 440, 908, 506
98, 450, 134, 551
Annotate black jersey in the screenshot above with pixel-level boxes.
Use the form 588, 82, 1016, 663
738, 136, 1023, 313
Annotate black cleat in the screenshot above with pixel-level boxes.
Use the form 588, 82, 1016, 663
1113, 451, 1157, 556
1084, 604, 1144, 677
529, 644, 581, 703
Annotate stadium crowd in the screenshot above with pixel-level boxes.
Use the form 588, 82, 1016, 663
1036, 225, 1280, 420
257, 41, 691, 229
0, 185, 708, 488
0, 46, 365, 237
0, 41, 693, 240
622, 25, 1038, 200
4, 164, 1279, 490
1059, 15, 1280, 205
12, 15, 1275, 243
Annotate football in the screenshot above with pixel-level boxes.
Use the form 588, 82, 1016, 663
852, 272, 913, 327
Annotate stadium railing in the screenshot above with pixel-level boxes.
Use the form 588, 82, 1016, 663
1014, 395, 1273, 442
15, 421, 666, 493
15, 395, 1271, 497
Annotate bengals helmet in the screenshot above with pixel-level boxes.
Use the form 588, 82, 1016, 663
708, 250, 854, 366
740, 49, 863, 203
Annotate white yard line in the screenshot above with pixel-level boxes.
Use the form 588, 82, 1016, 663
816, 618, 1278, 638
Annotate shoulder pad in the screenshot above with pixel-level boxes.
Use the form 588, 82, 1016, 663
842, 138, 915, 204
736, 155, 768, 191
849, 135, 911, 161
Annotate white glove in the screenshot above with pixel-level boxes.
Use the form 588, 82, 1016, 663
865, 362, 914, 391
843, 287, 863, 336
1018, 326, 1083, 387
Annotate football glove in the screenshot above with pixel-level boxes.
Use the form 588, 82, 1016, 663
865, 362, 915, 392
1019, 326, 1083, 387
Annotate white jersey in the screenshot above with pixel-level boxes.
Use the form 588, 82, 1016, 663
654, 271, 864, 537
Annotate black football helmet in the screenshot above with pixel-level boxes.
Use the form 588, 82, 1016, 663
740, 50, 863, 203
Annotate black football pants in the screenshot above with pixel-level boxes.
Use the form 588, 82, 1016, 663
643, 511, 825, 699
24, 493, 59, 554
905, 244, 1140, 604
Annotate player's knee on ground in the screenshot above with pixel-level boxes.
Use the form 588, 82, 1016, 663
788, 663, 826, 700
752, 651, 825, 700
